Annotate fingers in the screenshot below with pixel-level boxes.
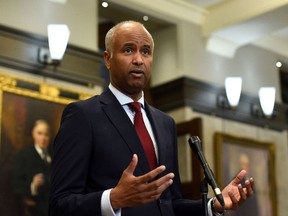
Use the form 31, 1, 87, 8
232, 170, 247, 185
245, 178, 254, 197
237, 184, 246, 200
145, 172, 174, 193
140, 167, 175, 200
140, 165, 167, 183
227, 183, 246, 210
124, 155, 170, 184
227, 178, 254, 210
228, 191, 240, 209
134, 172, 174, 203
124, 154, 138, 175
249, 177, 255, 190
111, 154, 175, 209
222, 171, 256, 211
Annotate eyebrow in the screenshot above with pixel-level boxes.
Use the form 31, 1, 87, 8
122, 43, 151, 49
143, 44, 151, 49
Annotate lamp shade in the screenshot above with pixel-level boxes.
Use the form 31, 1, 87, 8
225, 77, 242, 107
259, 87, 276, 117
48, 24, 70, 60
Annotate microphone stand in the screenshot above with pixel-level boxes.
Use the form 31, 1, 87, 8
201, 177, 226, 216
201, 178, 208, 216
189, 136, 226, 215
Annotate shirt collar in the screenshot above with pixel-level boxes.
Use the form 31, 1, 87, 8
34, 144, 45, 156
109, 83, 145, 108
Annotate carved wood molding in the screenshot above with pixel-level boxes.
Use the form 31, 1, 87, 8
0, 25, 105, 87
151, 77, 288, 131
177, 118, 203, 199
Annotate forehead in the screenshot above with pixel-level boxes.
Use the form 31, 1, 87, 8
114, 23, 153, 48
33, 123, 49, 131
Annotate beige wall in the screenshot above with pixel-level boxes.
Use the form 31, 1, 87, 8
151, 20, 287, 103
0, 0, 98, 51
152, 25, 178, 85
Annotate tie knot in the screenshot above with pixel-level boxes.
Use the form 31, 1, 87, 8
128, 102, 141, 113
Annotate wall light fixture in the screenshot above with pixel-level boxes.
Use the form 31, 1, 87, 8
225, 77, 242, 108
38, 24, 70, 66
259, 87, 276, 117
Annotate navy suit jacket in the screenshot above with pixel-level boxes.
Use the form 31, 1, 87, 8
49, 88, 203, 216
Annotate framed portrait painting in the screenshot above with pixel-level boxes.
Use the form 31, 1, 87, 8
214, 132, 277, 216
0, 73, 94, 216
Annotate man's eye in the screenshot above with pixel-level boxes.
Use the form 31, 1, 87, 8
124, 48, 133, 53
142, 49, 151, 55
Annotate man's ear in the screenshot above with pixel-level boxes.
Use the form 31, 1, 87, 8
104, 51, 111, 71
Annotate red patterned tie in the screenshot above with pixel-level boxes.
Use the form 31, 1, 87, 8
128, 102, 157, 170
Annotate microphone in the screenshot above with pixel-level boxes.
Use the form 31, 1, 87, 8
188, 136, 225, 207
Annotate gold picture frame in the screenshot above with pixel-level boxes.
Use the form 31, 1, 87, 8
214, 132, 277, 216
0, 72, 95, 216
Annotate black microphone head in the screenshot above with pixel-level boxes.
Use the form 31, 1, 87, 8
188, 136, 202, 153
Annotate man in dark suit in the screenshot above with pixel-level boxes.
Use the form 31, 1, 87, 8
49, 21, 254, 216
13, 119, 52, 216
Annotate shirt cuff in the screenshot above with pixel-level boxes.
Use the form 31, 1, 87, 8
30, 182, 38, 196
208, 197, 223, 216
101, 189, 121, 216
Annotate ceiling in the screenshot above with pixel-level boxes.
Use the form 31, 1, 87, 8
99, 0, 288, 59
183, 0, 229, 8
194, 0, 288, 58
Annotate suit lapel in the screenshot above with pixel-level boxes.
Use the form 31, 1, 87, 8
99, 89, 151, 174
145, 102, 167, 169
31, 147, 51, 172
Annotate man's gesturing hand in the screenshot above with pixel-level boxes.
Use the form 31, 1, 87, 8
214, 170, 255, 212
110, 154, 175, 210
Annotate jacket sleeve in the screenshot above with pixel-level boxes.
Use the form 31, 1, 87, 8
49, 102, 103, 216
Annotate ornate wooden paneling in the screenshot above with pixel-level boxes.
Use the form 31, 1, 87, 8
0, 25, 105, 87
151, 77, 288, 131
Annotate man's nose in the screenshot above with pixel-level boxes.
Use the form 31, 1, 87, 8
133, 52, 144, 65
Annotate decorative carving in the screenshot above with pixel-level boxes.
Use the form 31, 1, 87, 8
0, 74, 17, 88
40, 84, 60, 98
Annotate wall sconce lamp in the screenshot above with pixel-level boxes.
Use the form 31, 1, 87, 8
225, 77, 242, 108
251, 87, 276, 118
218, 77, 242, 109
38, 24, 70, 66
